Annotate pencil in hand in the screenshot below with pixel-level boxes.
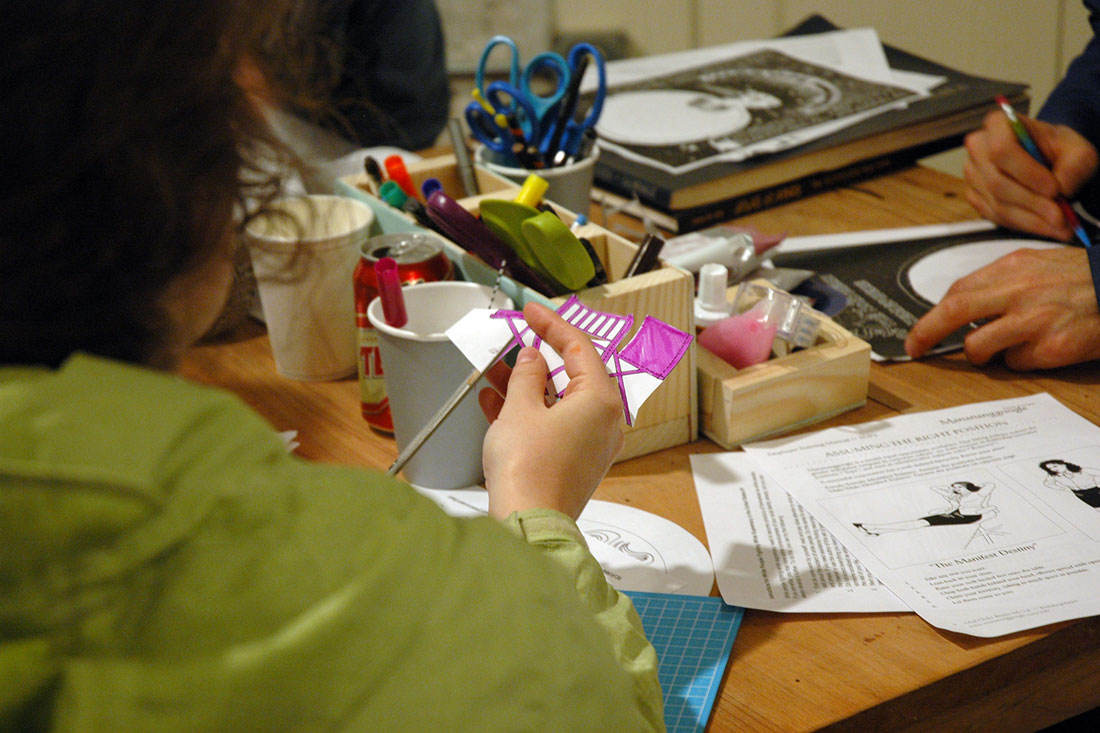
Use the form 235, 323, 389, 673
995, 95, 1092, 248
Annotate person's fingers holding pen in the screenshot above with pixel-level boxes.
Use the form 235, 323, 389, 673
964, 111, 1099, 242
481, 301, 623, 520
964, 112, 1067, 240
964, 158, 1067, 242
1030, 119, 1099, 199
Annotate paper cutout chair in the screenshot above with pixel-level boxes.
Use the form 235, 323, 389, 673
449, 295, 693, 426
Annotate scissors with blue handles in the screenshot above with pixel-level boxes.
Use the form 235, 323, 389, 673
475, 35, 571, 142
464, 82, 544, 167
475, 35, 522, 96
464, 102, 512, 158
469, 81, 541, 146
541, 43, 608, 161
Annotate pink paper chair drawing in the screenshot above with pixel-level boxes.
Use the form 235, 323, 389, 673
490, 296, 693, 425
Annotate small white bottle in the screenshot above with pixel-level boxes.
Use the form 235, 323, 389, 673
694, 262, 733, 329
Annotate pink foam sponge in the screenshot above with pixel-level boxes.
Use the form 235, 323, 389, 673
698, 313, 777, 369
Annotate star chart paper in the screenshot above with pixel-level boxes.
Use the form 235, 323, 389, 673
445, 296, 693, 425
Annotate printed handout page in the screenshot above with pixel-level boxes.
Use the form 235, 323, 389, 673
692, 452, 907, 612
743, 393, 1100, 637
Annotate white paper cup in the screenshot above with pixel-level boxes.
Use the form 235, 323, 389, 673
368, 281, 512, 489
245, 195, 373, 380
475, 142, 600, 215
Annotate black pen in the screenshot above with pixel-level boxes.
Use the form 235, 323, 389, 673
545, 54, 589, 166
364, 156, 385, 193
568, 214, 607, 286
623, 233, 664, 279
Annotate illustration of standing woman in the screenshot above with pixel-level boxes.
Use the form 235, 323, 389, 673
853, 481, 994, 536
1038, 459, 1100, 508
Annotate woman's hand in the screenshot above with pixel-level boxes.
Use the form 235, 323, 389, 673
478, 302, 624, 520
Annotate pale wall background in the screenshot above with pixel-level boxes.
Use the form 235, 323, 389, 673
440, 0, 1094, 175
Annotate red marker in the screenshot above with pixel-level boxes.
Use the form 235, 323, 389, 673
384, 154, 418, 200
374, 257, 407, 328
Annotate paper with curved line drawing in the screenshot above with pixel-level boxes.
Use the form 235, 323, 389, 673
417, 487, 715, 596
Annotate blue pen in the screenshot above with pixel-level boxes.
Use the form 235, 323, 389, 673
421, 177, 443, 200
996, 95, 1092, 248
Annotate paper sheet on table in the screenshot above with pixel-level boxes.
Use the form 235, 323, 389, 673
691, 452, 907, 612
743, 393, 1100, 637
417, 487, 715, 596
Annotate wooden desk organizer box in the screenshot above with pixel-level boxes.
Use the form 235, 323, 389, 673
337, 153, 698, 462
338, 155, 871, 458
698, 280, 871, 449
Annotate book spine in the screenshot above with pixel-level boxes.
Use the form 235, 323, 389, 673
594, 162, 674, 209
668, 151, 925, 232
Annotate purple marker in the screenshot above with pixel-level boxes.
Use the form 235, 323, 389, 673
425, 191, 557, 296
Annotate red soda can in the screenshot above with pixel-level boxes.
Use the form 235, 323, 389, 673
355, 231, 453, 432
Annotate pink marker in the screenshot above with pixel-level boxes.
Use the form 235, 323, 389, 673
374, 257, 407, 328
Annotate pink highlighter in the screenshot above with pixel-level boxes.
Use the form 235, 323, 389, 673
374, 257, 408, 328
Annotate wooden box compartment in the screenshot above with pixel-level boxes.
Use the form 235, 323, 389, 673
337, 154, 697, 462
698, 281, 871, 449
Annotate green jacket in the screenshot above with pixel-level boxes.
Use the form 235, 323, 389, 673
0, 354, 663, 731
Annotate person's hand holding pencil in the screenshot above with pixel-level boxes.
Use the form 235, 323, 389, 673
964, 99, 1098, 243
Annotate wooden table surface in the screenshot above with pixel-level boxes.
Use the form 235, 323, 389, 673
181, 166, 1100, 732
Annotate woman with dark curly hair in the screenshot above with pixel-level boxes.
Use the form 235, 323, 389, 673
0, 2, 663, 730
1040, 459, 1100, 508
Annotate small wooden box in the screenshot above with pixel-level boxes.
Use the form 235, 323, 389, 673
698, 282, 870, 449
338, 154, 697, 462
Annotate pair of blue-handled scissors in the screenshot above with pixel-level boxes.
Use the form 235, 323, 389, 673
541, 43, 608, 161
464, 82, 544, 168
475, 35, 572, 144
464, 103, 512, 157
518, 52, 571, 133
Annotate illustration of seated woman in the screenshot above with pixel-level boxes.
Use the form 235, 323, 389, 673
853, 481, 995, 536
1039, 459, 1100, 508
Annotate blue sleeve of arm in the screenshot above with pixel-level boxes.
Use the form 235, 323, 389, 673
1039, 0, 1100, 211
1039, 0, 1100, 138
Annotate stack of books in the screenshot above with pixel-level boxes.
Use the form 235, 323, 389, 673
590, 15, 1028, 233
